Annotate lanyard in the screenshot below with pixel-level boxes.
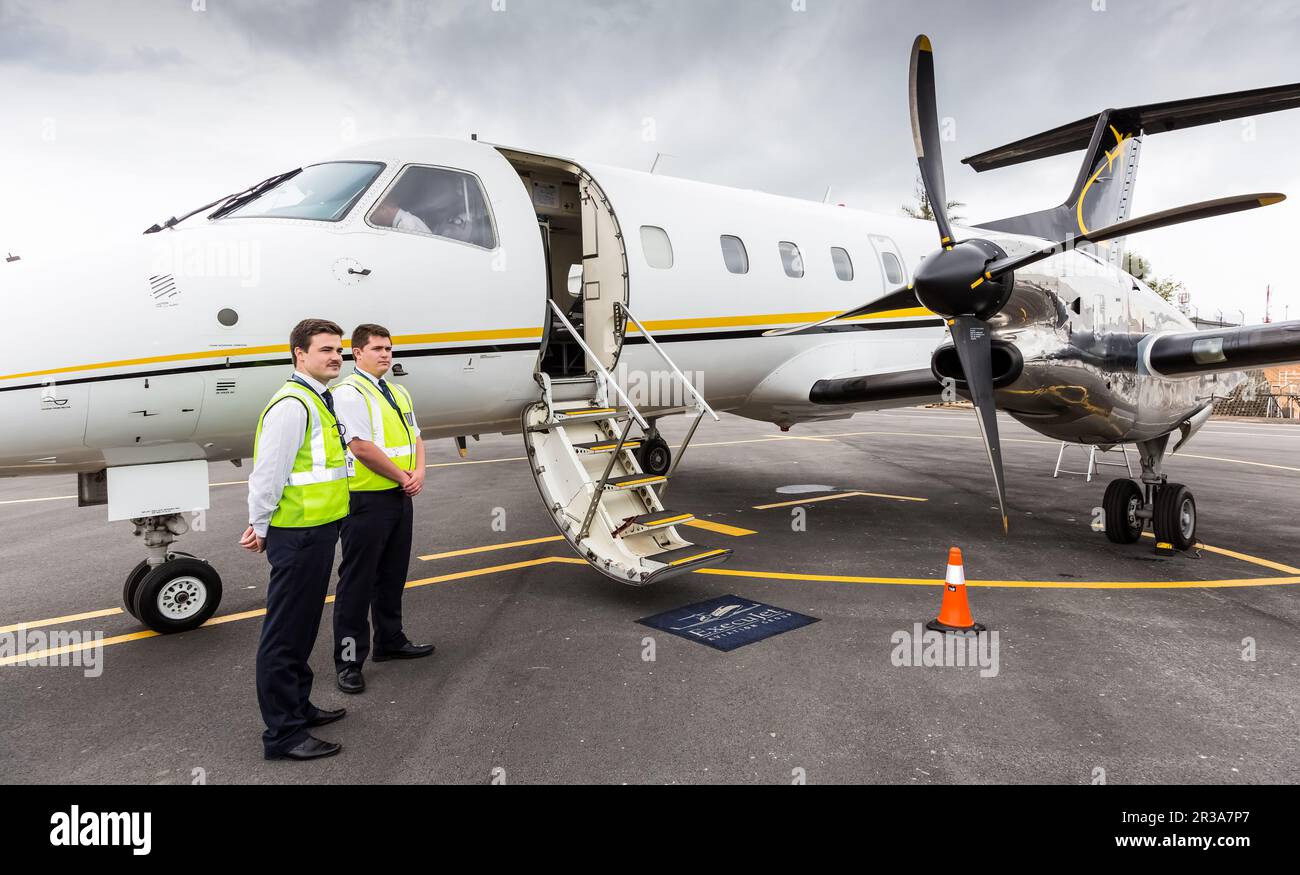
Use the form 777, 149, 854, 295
357, 371, 403, 416
290, 377, 346, 445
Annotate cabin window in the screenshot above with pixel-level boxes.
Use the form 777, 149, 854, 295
222, 162, 385, 222
779, 241, 804, 278
831, 247, 854, 281
367, 165, 497, 249
640, 226, 674, 269
881, 251, 905, 285
720, 235, 749, 274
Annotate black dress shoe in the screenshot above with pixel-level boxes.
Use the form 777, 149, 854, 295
337, 667, 365, 694
372, 642, 436, 661
268, 735, 341, 761
306, 706, 346, 727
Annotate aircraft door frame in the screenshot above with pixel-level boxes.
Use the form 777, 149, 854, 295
579, 173, 629, 372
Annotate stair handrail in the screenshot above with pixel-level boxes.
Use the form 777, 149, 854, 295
547, 300, 648, 429
615, 303, 719, 422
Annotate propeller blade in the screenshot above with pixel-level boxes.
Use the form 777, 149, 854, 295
949, 315, 1009, 534
909, 34, 954, 247
762, 286, 921, 337
986, 192, 1286, 278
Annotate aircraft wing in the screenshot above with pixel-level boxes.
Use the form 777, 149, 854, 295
1144, 320, 1300, 377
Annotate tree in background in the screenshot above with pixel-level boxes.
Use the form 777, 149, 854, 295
901, 175, 965, 224
1123, 250, 1184, 303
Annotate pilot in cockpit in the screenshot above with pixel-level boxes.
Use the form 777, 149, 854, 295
369, 195, 434, 235
421, 183, 479, 244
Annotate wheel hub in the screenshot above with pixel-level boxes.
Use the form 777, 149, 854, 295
158, 576, 207, 620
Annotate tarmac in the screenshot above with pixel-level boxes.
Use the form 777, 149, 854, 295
1, 406, 1298, 784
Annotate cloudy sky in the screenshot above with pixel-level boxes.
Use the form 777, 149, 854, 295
2, 0, 1298, 322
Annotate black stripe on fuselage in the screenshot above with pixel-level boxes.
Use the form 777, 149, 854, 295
622, 319, 944, 345
0, 318, 943, 393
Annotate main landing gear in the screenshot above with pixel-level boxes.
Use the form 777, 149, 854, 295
637, 421, 672, 477
1101, 434, 1197, 551
122, 514, 223, 634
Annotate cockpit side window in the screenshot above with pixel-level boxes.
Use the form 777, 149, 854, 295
366, 165, 498, 249
222, 162, 385, 222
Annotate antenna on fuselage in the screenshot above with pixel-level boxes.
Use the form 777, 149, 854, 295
649, 152, 675, 174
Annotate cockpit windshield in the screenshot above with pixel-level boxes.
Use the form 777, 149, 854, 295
366, 165, 497, 249
221, 162, 384, 222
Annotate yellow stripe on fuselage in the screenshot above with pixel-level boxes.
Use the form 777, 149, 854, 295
0, 327, 545, 383
1, 307, 936, 384
633, 307, 933, 333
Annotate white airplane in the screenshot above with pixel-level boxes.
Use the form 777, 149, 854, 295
3, 36, 1299, 635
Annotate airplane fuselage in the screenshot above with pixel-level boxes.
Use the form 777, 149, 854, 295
0, 137, 1225, 479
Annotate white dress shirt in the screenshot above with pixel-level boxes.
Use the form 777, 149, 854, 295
247, 371, 330, 537
333, 366, 421, 446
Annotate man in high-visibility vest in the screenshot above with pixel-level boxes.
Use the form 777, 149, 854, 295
332, 323, 433, 695
240, 318, 350, 761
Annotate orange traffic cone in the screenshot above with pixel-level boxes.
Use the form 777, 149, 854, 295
926, 547, 986, 633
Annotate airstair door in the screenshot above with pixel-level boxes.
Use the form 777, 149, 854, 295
523, 304, 729, 585
579, 177, 628, 372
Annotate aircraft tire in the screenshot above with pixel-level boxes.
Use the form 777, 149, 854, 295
638, 436, 672, 477
132, 557, 223, 634
1102, 478, 1144, 544
122, 560, 151, 620
1153, 483, 1197, 551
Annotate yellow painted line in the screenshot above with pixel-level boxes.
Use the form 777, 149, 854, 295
1136, 532, 1300, 575
406, 556, 575, 588
7, 525, 1300, 665
682, 519, 757, 537
1197, 544, 1300, 574
856, 491, 929, 503
753, 491, 865, 510
752, 490, 926, 510
202, 607, 270, 626
0, 629, 158, 666
419, 535, 564, 561
0, 327, 543, 383
694, 567, 1300, 590
0, 556, 568, 666
0, 607, 122, 634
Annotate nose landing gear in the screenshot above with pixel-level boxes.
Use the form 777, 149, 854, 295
122, 514, 223, 634
1100, 434, 1197, 551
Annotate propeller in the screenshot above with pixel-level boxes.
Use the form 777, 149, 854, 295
907, 34, 1011, 533
765, 34, 1288, 534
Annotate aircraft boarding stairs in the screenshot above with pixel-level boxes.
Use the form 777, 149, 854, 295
523, 302, 731, 585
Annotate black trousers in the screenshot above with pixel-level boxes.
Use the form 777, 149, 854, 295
256, 520, 340, 757
334, 488, 414, 672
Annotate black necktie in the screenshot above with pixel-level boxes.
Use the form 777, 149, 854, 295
377, 378, 400, 412
321, 389, 336, 417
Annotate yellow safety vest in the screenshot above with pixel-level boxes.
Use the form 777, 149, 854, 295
339, 371, 417, 492
253, 380, 349, 528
